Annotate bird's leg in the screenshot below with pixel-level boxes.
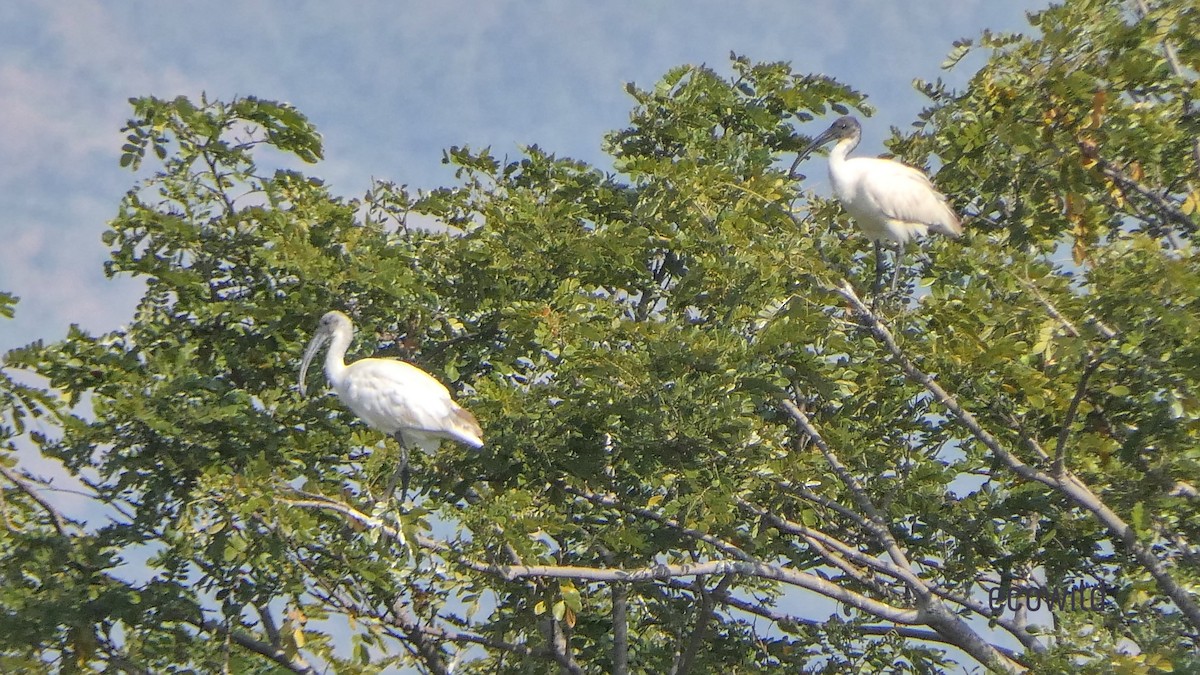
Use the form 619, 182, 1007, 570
383, 434, 412, 503
890, 242, 905, 296
871, 240, 888, 310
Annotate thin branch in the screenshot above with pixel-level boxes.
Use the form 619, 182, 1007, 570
737, 498, 908, 588
1013, 275, 1117, 340
670, 574, 735, 675
100, 640, 155, 675
189, 617, 318, 675
561, 483, 754, 562
833, 281, 1060, 490
835, 279, 1200, 633
1054, 353, 1103, 477
1089, 147, 1197, 234
278, 483, 1026, 666
390, 602, 452, 675
803, 533, 894, 598
470, 557, 920, 624
775, 479, 877, 531
1131, 0, 1200, 175
779, 399, 922, 581
0, 463, 69, 537
378, 609, 573, 667
255, 603, 282, 653
740, 498, 1045, 653
660, 578, 1030, 668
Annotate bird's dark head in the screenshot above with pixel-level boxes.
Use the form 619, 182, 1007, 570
812, 115, 862, 147
794, 115, 863, 169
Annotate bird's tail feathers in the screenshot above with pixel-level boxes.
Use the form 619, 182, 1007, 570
932, 206, 963, 238
448, 406, 485, 448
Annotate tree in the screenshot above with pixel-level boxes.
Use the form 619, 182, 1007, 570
2, 0, 1197, 671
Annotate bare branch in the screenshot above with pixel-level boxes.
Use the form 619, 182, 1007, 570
779, 399, 922, 579
833, 281, 1060, 490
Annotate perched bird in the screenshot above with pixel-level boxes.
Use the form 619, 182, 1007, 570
799, 115, 961, 293
298, 310, 484, 500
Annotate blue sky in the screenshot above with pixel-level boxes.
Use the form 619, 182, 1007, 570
0, 1, 1049, 353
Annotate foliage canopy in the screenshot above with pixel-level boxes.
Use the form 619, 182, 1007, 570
2, 1, 1198, 672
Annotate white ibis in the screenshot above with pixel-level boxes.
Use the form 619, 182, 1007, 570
799, 115, 961, 294
298, 310, 484, 500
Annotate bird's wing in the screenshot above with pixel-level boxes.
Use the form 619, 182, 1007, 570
345, 359, 482, 447
859, 159, 962, 237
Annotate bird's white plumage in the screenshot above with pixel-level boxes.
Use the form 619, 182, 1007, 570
299, 311, 483, 455
807, 116, 962, 245
335, 358, 484, 454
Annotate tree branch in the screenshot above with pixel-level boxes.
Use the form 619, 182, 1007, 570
611, 581, 630, 675
540, 612, 584, 675
189, 617, 318, 675
661, 577, 1030, 668
779, 399, 922, 581
670, 574, 735, 675
1131, 0, 1200, 176
0, 463, 69, 537
1086, 144, 1197, 234
390, 602, 452, 675
1054, 353, 1102, 477
834, 279, 1200, 633
561, 482, 754, 562
833, 280, 1060, 490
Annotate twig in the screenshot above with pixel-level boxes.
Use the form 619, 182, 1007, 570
779, 399, 921, 578
659, 577, 1030, 668
561, 483, 753, 562
1013, 275, 1116, 340
1054, 353, 1102, 477
757, 451, 1046, 655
